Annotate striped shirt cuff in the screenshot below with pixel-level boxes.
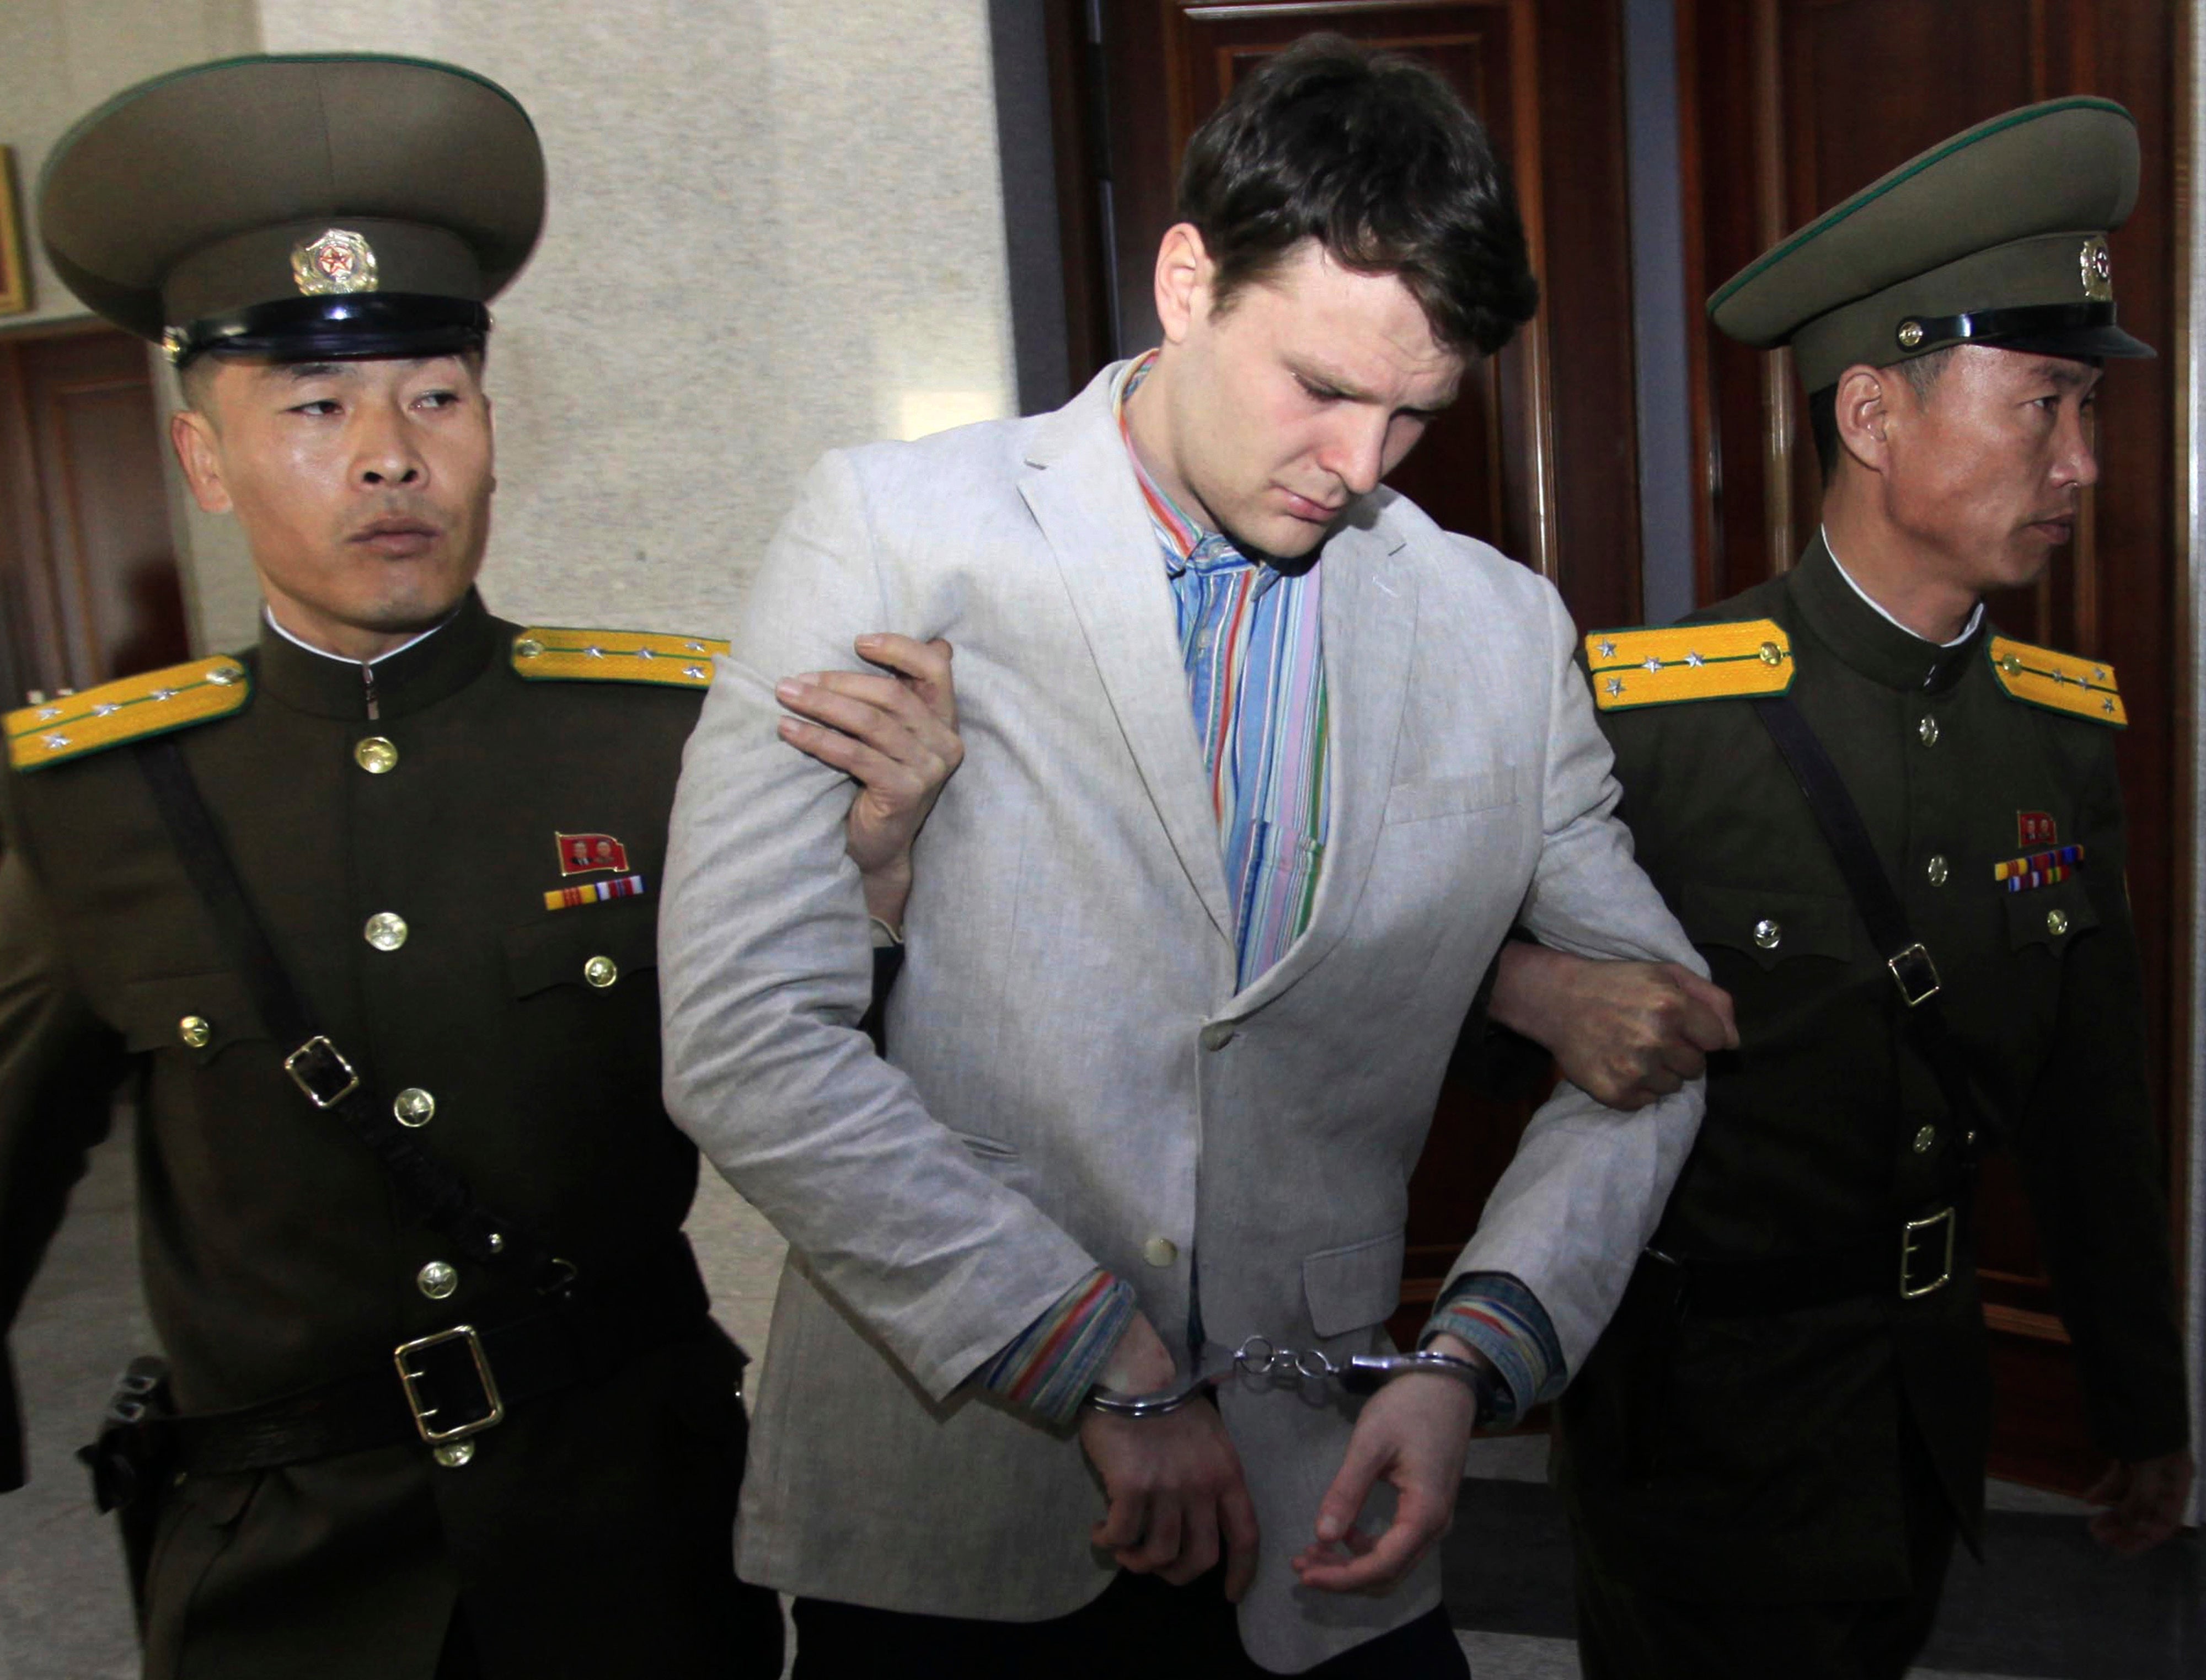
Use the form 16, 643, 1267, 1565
1420, 1272, 1566, 1431
976, 1268, 1138, 1426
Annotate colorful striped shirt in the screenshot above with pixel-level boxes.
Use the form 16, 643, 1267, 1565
1115, 352, 1331, 989
1422, 1272, 1567, 1428
976, 1265, 1138, 1426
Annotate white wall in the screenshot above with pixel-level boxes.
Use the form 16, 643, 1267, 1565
242, 0, 1020, 646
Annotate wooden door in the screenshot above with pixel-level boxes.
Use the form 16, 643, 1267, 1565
1047, 0, 1645, 1360
1680, 0, 2191, 1491
0, 324, 188, 705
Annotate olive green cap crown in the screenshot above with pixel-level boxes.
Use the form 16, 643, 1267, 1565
38, 53, 544, 365
1708, 98, 2150, 392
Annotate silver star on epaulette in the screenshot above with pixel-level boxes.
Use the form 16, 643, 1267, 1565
92, 703, 120, 716
43, 735, 68, 750
2102, 698, 2116, 714
686, 642, 706, 654
635, 646, 655, 659
2051, 669, 2068, 685
685, 665, 708, 680
150, 689, 175, 703
1685, 650, 1705, 667
35, 707, 60, 721
1604, 677, 1625, 697
1595, 640, 1616, 660
1643, 656, 1662, 673
585, 646, 604, 659
2093, 666, 2108, 681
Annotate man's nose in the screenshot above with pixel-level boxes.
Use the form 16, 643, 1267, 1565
354, 405, 425, 486
2053, 401, 2100, 493
1318, 412, 1389, 497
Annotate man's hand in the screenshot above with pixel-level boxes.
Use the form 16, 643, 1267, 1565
775, 634, 962, 929
2084, 1451, 2194, 1556
1291, 1333, 1482, 1594
1490, 944, 1738, 1110
1078, 1314, 1261, 1600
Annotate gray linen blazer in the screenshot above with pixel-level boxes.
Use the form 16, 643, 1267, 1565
660, 365, 1705, 1672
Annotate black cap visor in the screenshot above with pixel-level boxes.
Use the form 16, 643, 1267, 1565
1908, 300, 2154, 363
171, 293, 490, 368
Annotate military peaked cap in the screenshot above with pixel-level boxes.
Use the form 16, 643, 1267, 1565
1709, 98, 2151, 392
39, 53, 543, 367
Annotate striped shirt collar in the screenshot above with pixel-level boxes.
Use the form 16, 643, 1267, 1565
1111, 351, 1254, 577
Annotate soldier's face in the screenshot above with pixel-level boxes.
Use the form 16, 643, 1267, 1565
172, 354, 495, 659
1143, 236, 1463, 559
1880, 346, 2101, 597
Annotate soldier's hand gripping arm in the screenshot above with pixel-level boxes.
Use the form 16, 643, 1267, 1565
776, 633, 962, 933
1488, 944, 1738, 1110
0, 827, 130, 1491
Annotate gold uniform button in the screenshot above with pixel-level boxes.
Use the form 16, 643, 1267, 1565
1753, 918, 1782, 950
515, 637, 544, 660
417, 1260, 458, 1300
1913, 1124, 1938, 1154
1142, 1236, 1179, 1268
1999, 652, 2024, 676
178, 1015, 212, 1048
393, 1088, 436, 1127
206, 663, 244, 687
1757, 641, 1784, 667
365, 912, 409, 951
2046, 908, 2070, 937
433, 1441, 476, 1469
1918, 716, 1940, 747
354, 736, 399, 774
583, 955, 619, 988
1926, 855, 1950, 887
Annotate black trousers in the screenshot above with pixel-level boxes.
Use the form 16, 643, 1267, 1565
792, 1567, 1469, 1679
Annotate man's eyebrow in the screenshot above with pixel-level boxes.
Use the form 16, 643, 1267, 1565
1287, 358, 1459, 415
2033, 359, 2100, 390
280, 361, 346, 381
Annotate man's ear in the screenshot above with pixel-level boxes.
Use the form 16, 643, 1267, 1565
170, 408, 233, 515
1833, 365, 1893, 474
1153, 223, 1211, 346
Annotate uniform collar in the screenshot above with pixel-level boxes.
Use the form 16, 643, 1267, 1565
249, 588, 502, 720
1787, 534, 1984, 694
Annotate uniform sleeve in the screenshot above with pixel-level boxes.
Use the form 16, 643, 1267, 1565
658, 451, 1109, 1408
2007, 734, 2189, 1462
0, 818, 129, 1491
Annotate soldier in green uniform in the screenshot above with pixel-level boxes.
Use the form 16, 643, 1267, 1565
1485, 99, 2194, 1677
0, 55, 962, 1679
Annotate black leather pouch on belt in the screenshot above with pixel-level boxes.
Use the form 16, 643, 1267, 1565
76, 1353, 176, 1626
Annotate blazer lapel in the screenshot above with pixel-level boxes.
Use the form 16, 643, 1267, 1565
1231, 510, 1419, 1012
1019, 377, 1236, 944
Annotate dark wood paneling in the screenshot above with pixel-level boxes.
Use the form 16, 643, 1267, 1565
0, 324, 184, 700
1682, 0, 2187, 1494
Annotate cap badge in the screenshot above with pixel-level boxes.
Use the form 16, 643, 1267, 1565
2080, 236, 2112, 302
292, 229, 379, 297
1896, 320, 1926, 351
160, 327, 189, 367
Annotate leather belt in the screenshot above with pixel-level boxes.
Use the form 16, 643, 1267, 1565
1665, 1203, 1969, 1317
169, 1238, 713, 1476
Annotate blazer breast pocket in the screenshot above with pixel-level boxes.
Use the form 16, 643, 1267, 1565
1381, 767, 1520, 827
1302, 1228, 1407, 1338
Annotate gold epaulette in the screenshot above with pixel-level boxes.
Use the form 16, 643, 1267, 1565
1586, 619, 1795, 711
510, 627, 729, 689
1988, 636, 2125, 726
5, 656, 250, 773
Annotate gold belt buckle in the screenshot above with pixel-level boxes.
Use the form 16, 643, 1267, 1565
393, 1325, 505, 1444
1899, 1207, 1956, 1299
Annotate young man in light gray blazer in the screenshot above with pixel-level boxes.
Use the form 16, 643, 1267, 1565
660, 36, 1728, 1678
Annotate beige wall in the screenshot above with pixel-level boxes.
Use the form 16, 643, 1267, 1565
242, 0, 1020, 646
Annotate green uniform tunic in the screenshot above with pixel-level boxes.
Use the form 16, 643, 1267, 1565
0, 592, 780, 1678
1554, 539, 2188, 1609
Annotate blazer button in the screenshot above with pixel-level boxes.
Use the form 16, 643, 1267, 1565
1200, 1023, 1235, 1052
1142, 1236, 1179, 1267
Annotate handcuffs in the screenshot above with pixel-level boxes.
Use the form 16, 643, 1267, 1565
1084, 1334, 1496, 1425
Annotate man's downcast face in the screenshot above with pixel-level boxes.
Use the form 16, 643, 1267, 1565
1881, 345, 2102, 597
189, 354, 496, 645
1165, 242, 1465, 560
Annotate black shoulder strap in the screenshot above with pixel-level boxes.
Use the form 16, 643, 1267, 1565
1750, 697, 2001, 1155
135, 738, 570, 1289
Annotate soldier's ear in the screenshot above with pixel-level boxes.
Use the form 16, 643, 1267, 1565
1832, 365, 1892, 474
170, 408, 233, 515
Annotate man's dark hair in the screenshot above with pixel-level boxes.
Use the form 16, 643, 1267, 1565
1808, 347, 1957, 477
1177, 35, 1538, 358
